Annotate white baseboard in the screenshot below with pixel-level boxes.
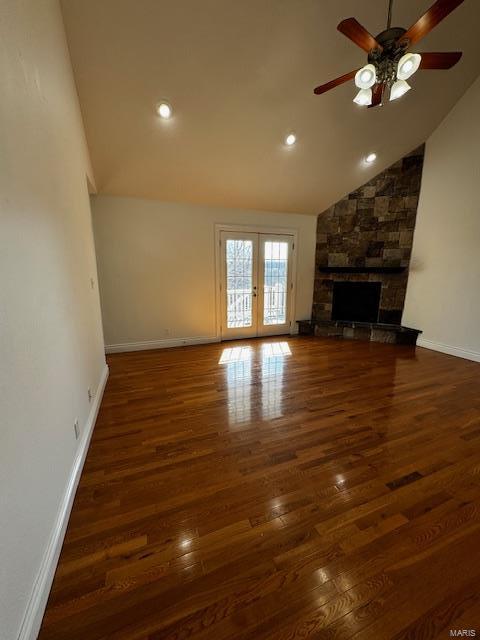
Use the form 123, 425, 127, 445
105, 335, 220, 354
17, 364, 109, 640
417, 338, 480, 363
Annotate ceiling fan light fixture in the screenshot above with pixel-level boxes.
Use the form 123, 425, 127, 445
397, 53, 422, 80
390, 79, 411, 101
355, 64, 376, 89
313, 2, 464, 109
353, 88, 373, 106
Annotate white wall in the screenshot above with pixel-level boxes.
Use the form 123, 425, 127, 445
0, 2, 106, 638
91, 196, 317, 349
403, 75, 480, 362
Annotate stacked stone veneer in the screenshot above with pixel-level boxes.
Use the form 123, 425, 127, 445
313, 145, 425, 325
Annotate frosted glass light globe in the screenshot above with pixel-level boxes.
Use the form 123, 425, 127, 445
355, 64, 376, 89
390, 79, 411, 101
397, 53, 421, 80
353, 88, 372, 106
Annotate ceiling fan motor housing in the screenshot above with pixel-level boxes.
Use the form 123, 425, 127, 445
374, 27, 407, 49
368, 27, 409, 87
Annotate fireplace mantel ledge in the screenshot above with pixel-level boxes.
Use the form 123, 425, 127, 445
318, 266, 406, 274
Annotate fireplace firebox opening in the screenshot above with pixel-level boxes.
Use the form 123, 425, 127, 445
332, 281, 381, 323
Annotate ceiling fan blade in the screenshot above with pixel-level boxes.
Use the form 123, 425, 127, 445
419, 51, 462, 69
400, 0, 465, 46
368, 83, 384, 108
337, 18, 382, 53
314, 69, 357, 95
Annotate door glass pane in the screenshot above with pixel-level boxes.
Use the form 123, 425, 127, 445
226, 239, 253, 328
263, 241, 288, 325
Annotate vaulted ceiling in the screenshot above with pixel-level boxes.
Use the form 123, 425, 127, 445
61, 0, 480, 214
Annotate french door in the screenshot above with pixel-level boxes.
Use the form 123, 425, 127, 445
220, 231, 294, 340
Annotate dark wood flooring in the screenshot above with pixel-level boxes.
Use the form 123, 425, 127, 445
39, 337, 480, 639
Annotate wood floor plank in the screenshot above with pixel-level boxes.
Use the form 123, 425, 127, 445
39, 337, 480, 639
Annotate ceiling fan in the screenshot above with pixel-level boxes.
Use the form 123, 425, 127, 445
314, 0, 464, 107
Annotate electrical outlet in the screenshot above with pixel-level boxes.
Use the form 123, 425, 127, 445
90, 277, 95, 290
74, 419, 80, 440
88, 387, 92, 402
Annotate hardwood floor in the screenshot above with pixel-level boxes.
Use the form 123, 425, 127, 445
39, 336, 480, 640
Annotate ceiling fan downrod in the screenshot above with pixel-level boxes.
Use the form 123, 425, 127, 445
387, 0, 394, 29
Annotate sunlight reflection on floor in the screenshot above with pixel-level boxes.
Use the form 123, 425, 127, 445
261, 342, 292, 357
218, 345, 253, 364
218, 341, 292, 425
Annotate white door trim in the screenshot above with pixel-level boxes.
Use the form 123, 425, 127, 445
214, 223, 298, 341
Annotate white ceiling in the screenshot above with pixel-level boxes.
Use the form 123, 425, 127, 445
61, 0, 480, 214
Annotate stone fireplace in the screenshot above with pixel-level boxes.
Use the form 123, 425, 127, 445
303, 145, 425, 345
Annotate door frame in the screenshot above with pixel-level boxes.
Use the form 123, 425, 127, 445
214, 223, 298, 341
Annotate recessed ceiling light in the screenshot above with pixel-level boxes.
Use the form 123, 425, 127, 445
156, 102, 172, 119
285, 133, 296, 146
365, 153, 377, 164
